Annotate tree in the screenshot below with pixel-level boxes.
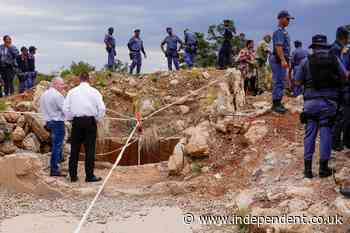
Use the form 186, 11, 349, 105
193, 32, 217, 67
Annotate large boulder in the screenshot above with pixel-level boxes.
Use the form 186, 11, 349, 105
32, 81, 50, 111
24, 113, 50, 142
168, 138, 187, 175
17, 115, 26, 128
225, 68, 246, 111
12, 127, 26, 142
3, 112, 20, 123
209, 81, 235, 116
23, 133, 41, 153
184, 121, 211, 158
0, 153, 61, 197
0, 141, 17, 154
138, 98, 156, 116
16, 101, 33, 112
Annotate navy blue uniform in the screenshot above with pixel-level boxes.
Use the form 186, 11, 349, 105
218, 28, 234, 69
0, 44, 19, 96
291, 47, 309, 96
341, 47, 350, 147
330, 41, 348, 150
295, 49, 347, 161
161, 35, 183, 71
16, 54, 31, 93
104, 33, 116, 69
184, 31, 197, 68
128, 36, 146, 74
270, 27, 291, 102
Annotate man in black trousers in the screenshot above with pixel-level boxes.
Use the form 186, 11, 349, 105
63, 72, 106, 182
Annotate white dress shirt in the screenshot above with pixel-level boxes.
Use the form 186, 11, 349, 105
40, 87, 65, 122
63, 82, 106, 121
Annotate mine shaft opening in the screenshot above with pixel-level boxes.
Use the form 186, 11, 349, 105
79, 138, 180, 166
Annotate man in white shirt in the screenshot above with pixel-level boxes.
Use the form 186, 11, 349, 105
63, 72, 106, 183
40, 77, 66, 177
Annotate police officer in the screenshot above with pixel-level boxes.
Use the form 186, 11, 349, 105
128, 29, 147, 75
295, 34, 348, 179
291, 40, 309, 96
218, 20, 234, 69
28, 46, 37, 90
270, 10, 294, 114
0, 35, 19, 97
184, 29, 197, 69
331, 26, 349, 151
104, 27, 116, 70
256, 34, 272, 94
161, 27, 184, 71
16, 47, 30, 94
341, 32, 350, 148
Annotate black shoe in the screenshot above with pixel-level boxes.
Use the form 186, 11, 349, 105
340, 187, 350, 198
271, 100, 287, 114
85, 176, 102, 183
71, 177, 79, 183
50, 171, 67, 177
332, 144, 344, 152
319, 160, 335, 178
304, 160, 313, 179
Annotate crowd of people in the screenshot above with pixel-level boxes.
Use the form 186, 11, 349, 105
0, 35, 37, 97
3, 10, 344, 197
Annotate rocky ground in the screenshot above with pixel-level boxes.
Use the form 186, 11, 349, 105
0, 68, 350, 233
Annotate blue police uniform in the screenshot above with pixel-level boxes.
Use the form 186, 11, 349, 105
128, 36, 146, 74
330, 40, 347, 150
341, 46, 350, 147
218, 28, 234, 69
291, 47, 309, 96
28, 53, 36, 90
270, 27, 291, 102
184, 31, 197, 68
161, 35, 183, 71
0, 44, 19, 97
104, 33, 116, 68
295, 49, 347, 172
16, 54, 31, 93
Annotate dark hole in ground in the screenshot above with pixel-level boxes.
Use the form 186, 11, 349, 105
79, 138, 180, 166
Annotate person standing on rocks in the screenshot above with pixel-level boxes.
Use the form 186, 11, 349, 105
183, 29, 197, 69
16, 47, 31, 94
217, 20, 234, 70
291, 40, 309, 97
128, 29, 147, 75
270, 10, 294, 114
331, 27, 349, 152
295, 34, 348, 179
256, 34, 272, 94
238, 40, 257, 95
28, 46, 37, 90
161, 27, 184, 71
40, 77, 66, 177
0, 35, 19, 97
63, 72, 106, 183
104, 27, 116, 71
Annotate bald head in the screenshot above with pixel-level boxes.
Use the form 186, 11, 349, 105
51, 77, 65, 93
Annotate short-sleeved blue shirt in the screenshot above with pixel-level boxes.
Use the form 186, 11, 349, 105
128, 37, 144, 52
162, 35, 183, 51
273, 27, 291, 59
184, 32, 196, 45
291, 47, 309, 68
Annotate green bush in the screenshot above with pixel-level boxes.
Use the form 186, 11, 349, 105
69, 61, 95, 76
60, 69, 72, 78
36, 73, 55, 83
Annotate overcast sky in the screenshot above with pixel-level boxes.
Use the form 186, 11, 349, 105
0, 0, 348, 74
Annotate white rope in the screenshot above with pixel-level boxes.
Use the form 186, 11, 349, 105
0, 111, 134, 122
73, 126, 138, 233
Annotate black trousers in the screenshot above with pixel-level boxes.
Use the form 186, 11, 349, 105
332, 106, 344, 148
0, 66, 15, 96
343, 105, 350, 148
218, 46, 232, 69
69, 116, 97, 179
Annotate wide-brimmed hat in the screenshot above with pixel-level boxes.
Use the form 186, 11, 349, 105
309, 34, 331, 49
